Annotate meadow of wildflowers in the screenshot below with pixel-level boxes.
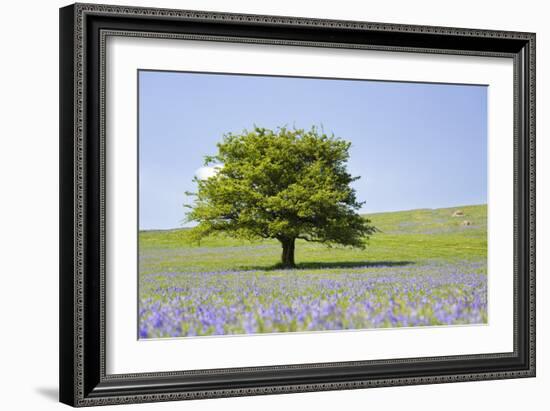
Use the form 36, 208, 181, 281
139, 205, 487, 338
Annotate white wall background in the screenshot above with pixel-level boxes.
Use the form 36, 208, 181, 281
0, 0, 546, 409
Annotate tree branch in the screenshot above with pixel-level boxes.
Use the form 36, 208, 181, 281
296, 235, 324, 243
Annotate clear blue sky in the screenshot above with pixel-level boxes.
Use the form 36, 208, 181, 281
139, 70, 487, 230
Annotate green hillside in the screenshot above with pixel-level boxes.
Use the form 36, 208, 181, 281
139, 204, 486, 274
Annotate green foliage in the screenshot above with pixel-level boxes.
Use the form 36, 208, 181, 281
185, 126, 377, 266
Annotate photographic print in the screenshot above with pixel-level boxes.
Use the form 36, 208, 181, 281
138, 70, 488, 339
60, 5, 535, 404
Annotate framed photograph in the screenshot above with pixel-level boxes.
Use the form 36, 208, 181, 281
59, 3, 536, 407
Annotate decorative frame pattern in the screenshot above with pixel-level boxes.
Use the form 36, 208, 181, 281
59, 3, 535, 407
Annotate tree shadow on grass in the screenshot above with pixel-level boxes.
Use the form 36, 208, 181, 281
242, 260, 415, 271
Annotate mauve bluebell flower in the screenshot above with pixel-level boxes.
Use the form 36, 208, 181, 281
138, 260, 487, 338
139, 327, 148, 338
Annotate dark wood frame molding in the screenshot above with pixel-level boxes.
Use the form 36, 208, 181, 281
60, 3, 535, 406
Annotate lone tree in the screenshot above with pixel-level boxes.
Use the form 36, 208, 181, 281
185, 126, 376, 268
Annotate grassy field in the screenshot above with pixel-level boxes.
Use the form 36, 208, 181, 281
139, 204, 487, 338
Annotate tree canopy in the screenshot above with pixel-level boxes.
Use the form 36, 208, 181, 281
185, 126, 376, 267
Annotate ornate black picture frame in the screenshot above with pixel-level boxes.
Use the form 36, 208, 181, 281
59, 3, 535, 407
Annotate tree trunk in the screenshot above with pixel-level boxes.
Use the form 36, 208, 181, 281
280, 237, 296, 268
